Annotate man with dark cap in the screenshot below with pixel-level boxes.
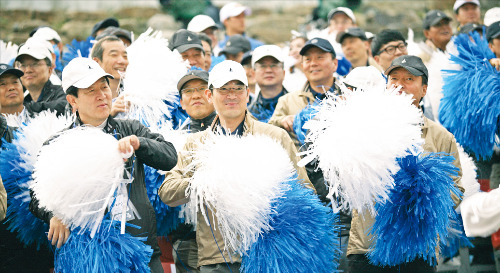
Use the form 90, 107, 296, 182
219, 34, 251, 63
371, 29, 408, 76
170, 29, 207, 71
95, 26, 132, 47
91, 17, 120, 38
421, 10, 453, 60
488, 21, 500, 59
348, 55, 463, 273
337, 27, 381, 70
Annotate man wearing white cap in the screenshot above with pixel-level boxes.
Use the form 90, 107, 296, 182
31, 27, 64, 72
319, 7, 357, 53
249, 45, 288, 122
188, 15, 220, 52
14, 42, 67, 114
159, 60, 310, 273
453, 0, 481, 30
29, 57, 178, 273
217, 2, 263, 53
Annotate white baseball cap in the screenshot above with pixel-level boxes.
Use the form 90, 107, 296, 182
220, 2, 251, 23
209, 60, 248, 88
187, 15, 218, 33
328, 7, 356, 24
62, 57, 113, 92
343, 66, 386, 91
15, 41, 53, 63
453, 0, 480, 13
251, 45, 284, 67
484, 7, 500, 27
32, 27, 62, 43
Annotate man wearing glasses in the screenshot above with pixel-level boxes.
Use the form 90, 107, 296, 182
160, 60, 310, 273
14, 40, 67, 115
371, 30, 408, 78
248, 45, 288, 122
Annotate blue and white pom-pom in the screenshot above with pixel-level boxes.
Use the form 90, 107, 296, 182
293, 101, 319, 147
440, 209, 473, 259
439, 30, 499, 160
241, 175, 340, 273
0, 111, 71, 248
299, 85, 423, 214
368, 150, 461, 266
54, 220, 152, 273
62, 36, 94, 64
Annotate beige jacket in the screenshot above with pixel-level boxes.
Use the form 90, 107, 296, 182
0, 176, 6, 221
347, 117, 464, 256
159, 111, 312, 267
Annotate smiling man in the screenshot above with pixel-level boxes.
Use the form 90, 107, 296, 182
169, 29, 207, 71
29, 57, 178, 273
418, 10, 454, 65
454, 0, 481, 29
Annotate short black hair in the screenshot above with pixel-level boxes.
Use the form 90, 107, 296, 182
197, 33, 212, 50
66, 86, 79, 97
371, 29, 406, 56
90, 36, 122, 61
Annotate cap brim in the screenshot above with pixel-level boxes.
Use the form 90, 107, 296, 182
15, 52, 47, 63
220, 47, 241, 56
210, 78, 247, 89
488, 29, 500, 41
68, 71, 114, 92
176, 44, 204, 53
430, 16, 451, 27
384, 65, 425, 77
300, 44, 330, 55
0, 68, 24, 78
177, 74, 208, 91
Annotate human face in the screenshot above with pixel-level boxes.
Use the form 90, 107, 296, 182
329, 13, 354, 34
181, 48, 206, 71
224, 12, 246, 35
94, 40, 128, 80
341, 36, 369, 67
302, 47, 337, 89
374, 41, 408, 71
202, 27, 218, 47
67, 77, 112, 126
289, 37, 306, 62
254, 56, 285, 90
206, 80, 249, 121
16, 55, 52, 89
490, 38, 500, 58
387, 68, 427, 108
456, 3, 480, 26
201, 41, 212, 71
424, 19, 452, 50
243, 64, 256, 88
180, 79, 214, 119
0, 74, 24, 112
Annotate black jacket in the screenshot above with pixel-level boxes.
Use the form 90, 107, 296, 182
24, 81, 67, 116
29, 116, 178, 264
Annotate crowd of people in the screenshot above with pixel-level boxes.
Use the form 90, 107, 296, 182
1, 0, 499, 272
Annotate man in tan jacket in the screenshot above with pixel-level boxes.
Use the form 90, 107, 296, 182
347, 55, 464, 273
159, 60, 311, 272
0, 177, 6, 221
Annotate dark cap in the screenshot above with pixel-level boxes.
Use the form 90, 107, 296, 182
423, 10, 452, 29
219, 35, 251, 56
459, 23, 485, 34
487, 21, 500, 42
300, 37, 336, 58
385, 55, 428, 80
91, 18, 119, 37
241, 51, 253, 66
0, 63, 24, 78
177, 70, 209, 95
169, 29, 204, 53
337, 27, 368, 44
95, 26, 132, 44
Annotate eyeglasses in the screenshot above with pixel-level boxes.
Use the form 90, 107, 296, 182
16, 60, 48, 71
216, 85, 246, 95
181, 85, 208, 96
377, 42, 408, 56
254, 63, 282, 70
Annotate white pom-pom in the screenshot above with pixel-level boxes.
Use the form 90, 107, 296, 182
299, 86, 423, 215
31, 127, 130, 236
186, 133, 296, 254
457, 144, 480, 199
0, 40, 19, 63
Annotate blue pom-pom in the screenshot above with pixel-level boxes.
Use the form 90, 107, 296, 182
439, 31, 499, 160
54, 220, 152, 273
249, 103, 276, 123
368, 152, 461, 266
62, 36, 94, 65
241, 177, 341, 273
0, 139, 49, 249
144, 165, 183, 236
293, 102, 319, 146
440, 210, 473, 259
336, 54, 352, 77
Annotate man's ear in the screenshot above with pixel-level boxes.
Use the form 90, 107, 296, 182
205, 88, 213, 104
66, 94, 78, 111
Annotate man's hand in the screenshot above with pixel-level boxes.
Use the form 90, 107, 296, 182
281, 115, 295, 132
48, 217, 70, 248
110, 95, 129, 117
118, 135, 140, 160
490, 58, 500, 71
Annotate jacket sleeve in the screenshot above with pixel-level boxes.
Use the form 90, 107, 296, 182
0, 176, 6, 221
131, 120, 178, 171
29, 188, 53, 224
268, 96, 293, 128
24, 99, 68, 116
